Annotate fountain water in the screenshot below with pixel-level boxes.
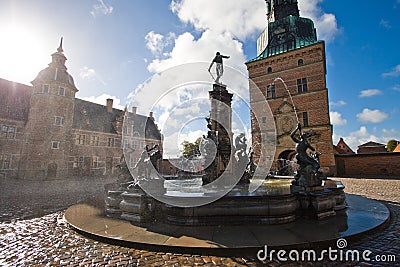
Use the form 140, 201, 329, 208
273, 77, 300, 126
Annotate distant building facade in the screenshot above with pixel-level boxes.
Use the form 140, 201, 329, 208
0, 41, 162, 179
246, 0, 336, 175
357, 141, 387, 154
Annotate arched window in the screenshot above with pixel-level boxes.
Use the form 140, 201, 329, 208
298, 59, 304, 66
267, 67, 273, 74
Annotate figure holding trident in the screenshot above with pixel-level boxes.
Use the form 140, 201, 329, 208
208, 52, 230, 84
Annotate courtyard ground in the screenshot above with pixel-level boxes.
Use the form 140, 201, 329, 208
0, 177, 398, 266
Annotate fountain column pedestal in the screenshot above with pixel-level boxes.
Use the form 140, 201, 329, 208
291, 180, 346, 220
203, 83, 233, 185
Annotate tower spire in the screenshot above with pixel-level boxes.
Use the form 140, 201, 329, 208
57, 37, 64, 53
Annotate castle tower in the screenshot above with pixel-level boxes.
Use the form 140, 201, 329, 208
246, 0, 336, 175
21, 38, 78, 178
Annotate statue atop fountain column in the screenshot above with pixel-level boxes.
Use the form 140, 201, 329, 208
208, 52, 230, 84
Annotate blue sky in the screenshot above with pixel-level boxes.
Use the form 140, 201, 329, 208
0, 0, 399, 153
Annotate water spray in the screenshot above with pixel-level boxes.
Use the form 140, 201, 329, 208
272, 77, 301, 133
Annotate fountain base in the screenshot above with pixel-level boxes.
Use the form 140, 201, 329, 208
104, 178, 346, 225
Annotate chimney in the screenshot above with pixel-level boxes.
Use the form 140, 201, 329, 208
106, 98, 113, 113
149, 111, 154, 121
132, 106, 137, 114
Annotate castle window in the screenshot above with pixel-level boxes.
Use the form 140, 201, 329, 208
123, 126, 128, 135
73, 156, 84, 168
262, 117, 267, 123
90, 136, 100, 146
0, 155, 10, 170
107, 137, 115, 147
297, 78, 308, 93
266, 84, 276, 99
76, 134, 86, 145
42, 84, 49, 93
1, 125, 15, 139
140, 141, 146, 149
267, 67, 273, 74
302, 112, 309, 127
54, 116, 64, 126
73, 157, 78, 168
58, 87, 65, 96
122, 139, 129, 149
131, 140, 137, 150
51, 141, 60, 149
298, 59, 304, 66
92, 156, 99, 168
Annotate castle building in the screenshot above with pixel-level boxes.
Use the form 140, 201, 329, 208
246, 0, 336, 175
0, 40, 162, 179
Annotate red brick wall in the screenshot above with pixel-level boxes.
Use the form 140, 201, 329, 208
335, 153, 400, 178
357, 147, 387, 154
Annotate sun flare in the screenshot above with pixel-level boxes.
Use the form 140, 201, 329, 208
0, 23, 49, 84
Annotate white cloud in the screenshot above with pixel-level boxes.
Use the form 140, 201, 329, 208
382, 128, 400, 138
330, 111, 347, 126
79, 66, 106, 85
298, 0, 340, 42
90, 0, 113, 17
170, 0, 265, 40
359, 89, 382, 98
82, 94, 125, 110
147, 30, 246, 74
330, 100, 346, 107
393, 85, 400, 91
145, 31, 176, 56
357, 108, 388, 123
383, 64, 400, 77
79, 66, 96, 79
379, 19, 391, 29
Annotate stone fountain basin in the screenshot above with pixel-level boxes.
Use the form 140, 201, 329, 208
159, 178, 296, 225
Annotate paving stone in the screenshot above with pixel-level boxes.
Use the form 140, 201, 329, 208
0, 178, 399, 267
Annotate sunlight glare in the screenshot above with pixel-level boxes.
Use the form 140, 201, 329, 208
0, 23, 49, 84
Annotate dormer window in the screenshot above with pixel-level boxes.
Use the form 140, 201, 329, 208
58, 87, 65, 96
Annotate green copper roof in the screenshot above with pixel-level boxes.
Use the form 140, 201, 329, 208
248, 15, 318, 63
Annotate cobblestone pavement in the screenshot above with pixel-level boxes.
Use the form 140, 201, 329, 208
0, 177, 399, 266
0, 177, 113, 222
